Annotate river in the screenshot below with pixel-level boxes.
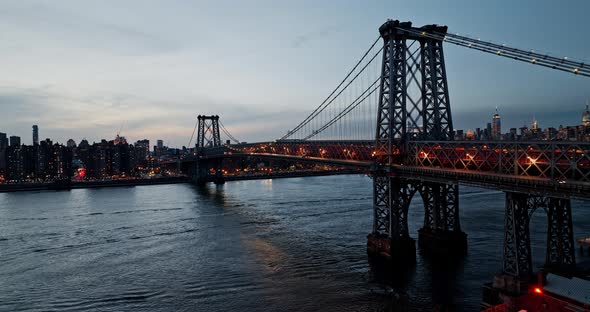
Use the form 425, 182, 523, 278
1, 175, 588, 311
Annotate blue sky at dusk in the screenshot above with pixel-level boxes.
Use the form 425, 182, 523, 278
0, 0, 588, 146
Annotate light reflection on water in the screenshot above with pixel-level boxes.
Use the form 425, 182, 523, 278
0, 175, 588, 311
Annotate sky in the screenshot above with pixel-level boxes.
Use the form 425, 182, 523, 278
0, 0, 589, 147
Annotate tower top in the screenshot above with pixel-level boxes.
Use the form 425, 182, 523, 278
379, 20, 448, 40
493, 107, 500, 119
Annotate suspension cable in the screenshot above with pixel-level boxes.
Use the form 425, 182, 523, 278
402, 28, 589, 78
441, 32, 589, 75
303, 76, 381, 140
187, 118, 198, 147
280, 36, 382, 140
219, 121, 241, 144
283, 46, 383, 140
284, 25, 589, 142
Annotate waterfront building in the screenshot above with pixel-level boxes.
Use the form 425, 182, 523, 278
135, 139, 150, 167
37, 139, 54, 179
5, 144, 37, 181
6, 145, 24, 181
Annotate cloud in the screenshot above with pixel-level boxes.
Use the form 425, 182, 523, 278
1, 1, 588, 148
0, 2, 180, 56
292, 24, 345, 48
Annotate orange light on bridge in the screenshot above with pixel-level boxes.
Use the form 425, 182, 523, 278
527, 156, 537, 164
533, 287, 543, 295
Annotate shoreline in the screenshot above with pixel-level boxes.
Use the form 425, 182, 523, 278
0, 170, 364, 193
0, 177, 191, 193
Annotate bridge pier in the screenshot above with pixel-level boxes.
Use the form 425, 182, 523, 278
367, 234, 417, 266
418, 229, 467, 257
368, 176, 417, 266
191, 158, 225, 185
417, 182, 467, 257
488, 192, 576, 310
545, 197, 576, 274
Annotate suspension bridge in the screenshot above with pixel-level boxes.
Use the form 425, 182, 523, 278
167, 20, 590, 310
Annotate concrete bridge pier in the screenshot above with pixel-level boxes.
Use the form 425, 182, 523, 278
417, 182, 467, 257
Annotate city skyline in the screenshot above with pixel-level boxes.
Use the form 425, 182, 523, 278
3, 104, 589, 148
0, 1, 589, 146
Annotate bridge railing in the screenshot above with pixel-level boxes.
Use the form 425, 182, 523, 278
229, 140, 375, 161
191, 140, 590, 184
407, 141, 590, 183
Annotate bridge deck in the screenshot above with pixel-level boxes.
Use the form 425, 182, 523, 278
180, 150, 590, 199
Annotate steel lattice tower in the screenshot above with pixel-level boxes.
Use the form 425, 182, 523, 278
197, 115, 222, 149
369, 20, 465, 264
193, 115, 224, 185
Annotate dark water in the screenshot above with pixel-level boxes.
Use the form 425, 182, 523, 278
0, 175, 588, 311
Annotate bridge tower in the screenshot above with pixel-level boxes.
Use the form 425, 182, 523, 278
367, 20, 467, 264
192, 115, 225, 185
197, 115, 222, 149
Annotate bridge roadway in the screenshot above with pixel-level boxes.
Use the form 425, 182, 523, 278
179, 139, 590, 200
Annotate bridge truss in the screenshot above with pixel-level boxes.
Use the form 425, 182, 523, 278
186, 19, 590, 298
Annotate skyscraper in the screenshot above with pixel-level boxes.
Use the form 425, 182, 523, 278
32, 125, 39, 145
486, 122, 492, 140
0, 132, 7, 149
531, 116, 541, 137
134, 139, 150, 167
0, 132, 7, 172
492, 108, 501, 140
582, 102, 590, 126
9, 136, 21, 147
135, 139, 149, 154
66, 139, 77, 149
157, 140, 163, 150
